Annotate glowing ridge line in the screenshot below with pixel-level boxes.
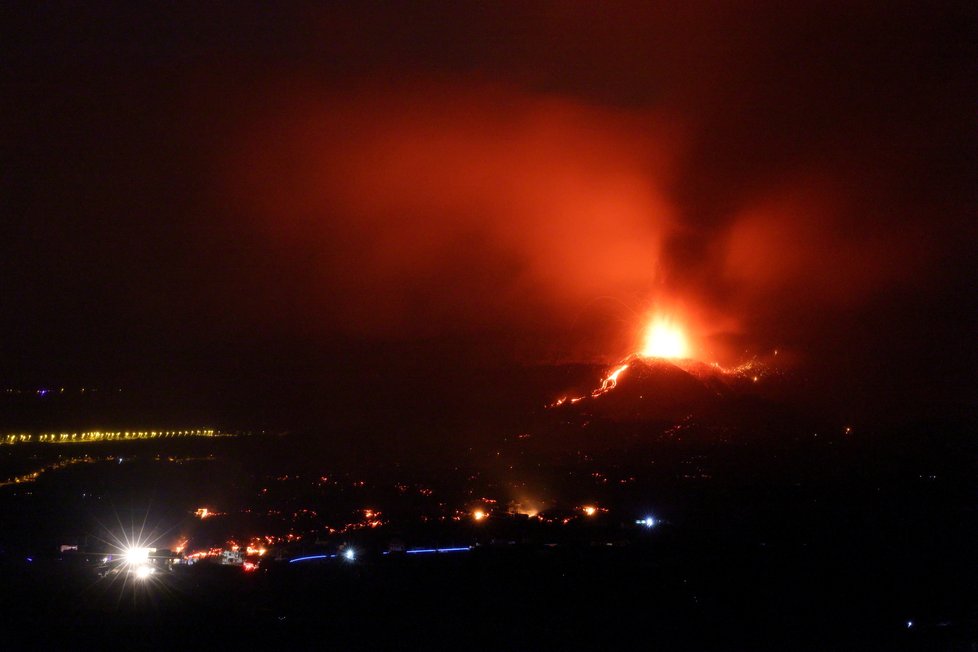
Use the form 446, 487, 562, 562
548, 351, 772, 408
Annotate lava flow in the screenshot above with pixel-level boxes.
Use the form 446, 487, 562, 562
591, 363, 630, 398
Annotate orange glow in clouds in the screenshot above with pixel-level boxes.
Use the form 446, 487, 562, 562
640, 316, 689, 359
224, 84, 678, 344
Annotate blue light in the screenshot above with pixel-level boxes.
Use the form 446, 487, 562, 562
636, 516, 656, 528
405, 546, 471, 554
906, 621, 913, 629
289, 554, 334, 563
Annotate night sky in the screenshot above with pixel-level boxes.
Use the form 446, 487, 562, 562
3, 3, 975, 425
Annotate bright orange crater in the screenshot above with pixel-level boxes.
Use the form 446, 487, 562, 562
640, 317, 689, 359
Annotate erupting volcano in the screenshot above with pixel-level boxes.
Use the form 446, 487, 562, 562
550, 313, 773, 412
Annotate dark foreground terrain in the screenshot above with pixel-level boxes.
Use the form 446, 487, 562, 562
0, 367, 975, 651
2, 495, 974, 652
1, 547, 974, 651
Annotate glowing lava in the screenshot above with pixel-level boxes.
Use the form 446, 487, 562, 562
640, 317, 689, 359
592, 363, 629, 398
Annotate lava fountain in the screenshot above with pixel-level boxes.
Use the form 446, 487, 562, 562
640, 316, 689, 359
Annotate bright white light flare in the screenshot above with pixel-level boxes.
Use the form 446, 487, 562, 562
123, 547, 150, 566
134, 564, 155, 579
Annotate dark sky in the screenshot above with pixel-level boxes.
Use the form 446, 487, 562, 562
2, 2, 975, 422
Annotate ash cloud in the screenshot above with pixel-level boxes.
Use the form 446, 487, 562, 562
221, 83, 678, 355
4, 2, 974, 407
216, 2, 973, 372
